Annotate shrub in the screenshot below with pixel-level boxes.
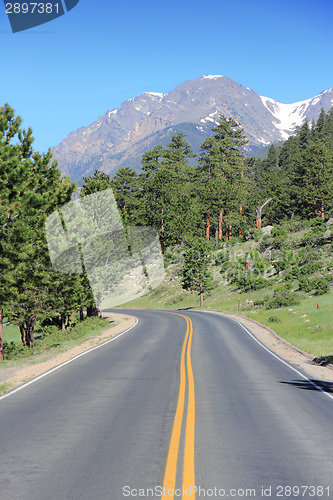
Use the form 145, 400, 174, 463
243, 227, 257, 241
274, 259, 290, 272
215, 252, 229, 266
271, 228, 288, 249
298, 261, 323, 277
268, 316, 282, 323
220, 261, 231, 273
253, 260, 270, 274
276, 282, 293, 291
2, 341, 27, 360
253, 299, 265, 306
233, 271, 269, 292
300, 276, 330, 295
266, 290, 300, 309
313, 277, 330, 295
285, 269, 298, 281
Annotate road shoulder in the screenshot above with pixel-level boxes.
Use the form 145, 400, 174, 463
215, 310, 333, 383
0, 313, 136, 394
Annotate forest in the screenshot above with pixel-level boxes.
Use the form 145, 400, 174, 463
0, 103, 332, 359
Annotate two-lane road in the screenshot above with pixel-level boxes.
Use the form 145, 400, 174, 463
0, 310, 332, 499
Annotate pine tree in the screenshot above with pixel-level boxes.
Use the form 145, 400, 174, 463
294, 143, 333, 219
182, 241, 213, 307
111, 167, 139, 224
197, 115, 248, 240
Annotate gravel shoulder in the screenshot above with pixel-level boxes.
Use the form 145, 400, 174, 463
219, 311, 333, 383
0, 313, 136, 393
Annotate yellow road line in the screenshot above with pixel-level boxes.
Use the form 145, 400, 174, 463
162, 316, 189, 498
161, 312, 195, 499
183, 317, 195, 497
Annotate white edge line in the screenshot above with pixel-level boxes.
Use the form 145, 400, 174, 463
0, 316, 139, 402
199, 310, 333, 401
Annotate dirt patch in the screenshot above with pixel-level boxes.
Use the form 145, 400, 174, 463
220, 311, 333, 383
0, 313, 136, 394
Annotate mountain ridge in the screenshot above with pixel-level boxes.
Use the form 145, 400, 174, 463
51, 75, 333, 183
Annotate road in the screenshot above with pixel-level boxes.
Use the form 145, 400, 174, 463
0, 309, 332, 500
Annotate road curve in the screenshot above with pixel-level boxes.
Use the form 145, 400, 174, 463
0, 309, 332, 500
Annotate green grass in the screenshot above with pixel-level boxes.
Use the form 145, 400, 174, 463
1, 315, 114, 364
2, 324, 21, 344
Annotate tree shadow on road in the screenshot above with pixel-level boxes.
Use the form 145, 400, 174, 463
280, 379, 333, 393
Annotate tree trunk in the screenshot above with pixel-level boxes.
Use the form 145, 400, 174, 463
256, 207, 261, 229
239, 205, 242, 237
245, 253, 251, 271
321, 200, 324, 219
26, 315, 36, 349
19, 322, 27, 346
0, 309, 3, 361
61, 313, 66, 331
217, 209, 223, 239
67, 313, 72, 329
80, 308, 84, 321
96, 299, 102, 318
87, 305, 98, 317
205, 213, 210, 240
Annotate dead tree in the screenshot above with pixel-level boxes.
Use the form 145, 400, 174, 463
256, 198, 273, 229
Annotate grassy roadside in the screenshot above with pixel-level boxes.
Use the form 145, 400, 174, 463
121, 280, 333, 362
1, 315, 115, 367
0, 314, 135, 395
120, 223, 333, 363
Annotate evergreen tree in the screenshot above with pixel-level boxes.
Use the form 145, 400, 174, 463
293, 143, 333, 219
111, 167, 139, 224
159, 133, 198, 245
182, 241, 213, 307
197, 115, 248, 240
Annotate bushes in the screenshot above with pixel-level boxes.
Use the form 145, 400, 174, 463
2, 341, 27, 360
215, 252, 229, 266
298, 276, 330, 295
266, 290, 300, 309
230, 270, 269, 292
271, 228, 288, 249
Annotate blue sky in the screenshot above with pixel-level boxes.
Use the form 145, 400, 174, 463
1, 0, 332, 154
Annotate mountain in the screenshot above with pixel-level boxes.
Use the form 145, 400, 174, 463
51, 75, 333, 183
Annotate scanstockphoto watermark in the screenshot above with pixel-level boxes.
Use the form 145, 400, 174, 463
4, 0, 80, 33
122, 485, 257, 497
122, 485, 331, 498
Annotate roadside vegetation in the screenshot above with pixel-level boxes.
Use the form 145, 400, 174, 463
123, 218, 333, 363
1, 314, 111, 362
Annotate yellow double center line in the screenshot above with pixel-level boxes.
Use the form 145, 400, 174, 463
162, 313, 196, 499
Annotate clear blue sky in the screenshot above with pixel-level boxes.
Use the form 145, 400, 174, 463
1, 0, 332, 154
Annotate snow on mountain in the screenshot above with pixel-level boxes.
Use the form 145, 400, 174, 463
259, 95, 312, 140
203, 75, 225, 79
260, 89, 333, 140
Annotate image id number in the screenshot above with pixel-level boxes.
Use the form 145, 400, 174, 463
276, 485, 330, 497
5, 3, 60, 14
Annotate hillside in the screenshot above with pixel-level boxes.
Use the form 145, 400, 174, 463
122, 218, 333, 363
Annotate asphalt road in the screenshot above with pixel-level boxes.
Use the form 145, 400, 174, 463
0, 309, 332, 500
